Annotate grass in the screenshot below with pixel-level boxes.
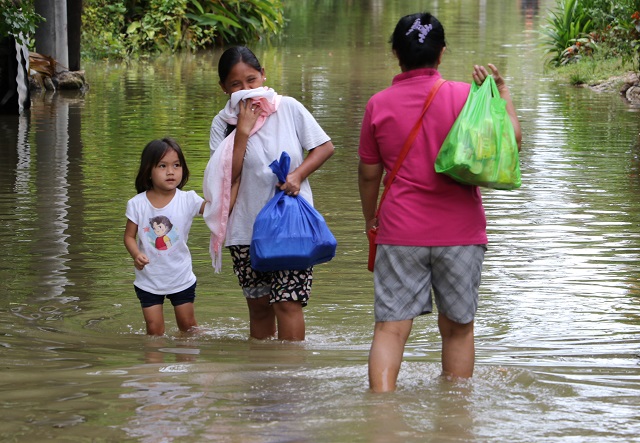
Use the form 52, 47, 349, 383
547, 55, 637, 89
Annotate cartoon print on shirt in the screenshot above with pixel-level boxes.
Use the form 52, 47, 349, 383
146, 215, 179, 250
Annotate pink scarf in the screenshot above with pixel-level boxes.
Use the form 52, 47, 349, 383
203, 87, 281, 272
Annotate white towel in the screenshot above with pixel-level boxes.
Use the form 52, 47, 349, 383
203, 87, 281, 272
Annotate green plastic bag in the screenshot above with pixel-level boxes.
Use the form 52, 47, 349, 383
435, 76, 521, 190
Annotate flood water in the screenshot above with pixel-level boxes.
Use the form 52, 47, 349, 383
2, 0, 640, 441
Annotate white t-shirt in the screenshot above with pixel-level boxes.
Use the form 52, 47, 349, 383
209, 96, 331, 246
125, 189, 204, 294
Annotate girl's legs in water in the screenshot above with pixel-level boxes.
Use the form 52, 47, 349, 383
246, 296, 276, 339
246, 297, 304, 341
273, 301, 305, 341
174, 302, 198, 333
142, 305, 165, 336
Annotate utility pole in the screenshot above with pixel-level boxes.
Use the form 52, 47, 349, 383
34, 0, 69, 70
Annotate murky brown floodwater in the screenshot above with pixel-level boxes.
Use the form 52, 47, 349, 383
1, 0, 640, 441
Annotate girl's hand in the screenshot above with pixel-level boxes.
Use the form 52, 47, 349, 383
236, 99, 262, 136
134, 253, 150, 270
472, 63, 507, 90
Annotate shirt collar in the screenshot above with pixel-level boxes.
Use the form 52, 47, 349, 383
392, 68, 441, 85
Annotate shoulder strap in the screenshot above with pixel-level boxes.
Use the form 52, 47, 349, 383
375, 78, 445, 216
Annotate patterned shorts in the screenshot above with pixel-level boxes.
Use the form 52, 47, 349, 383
229, 245, 312, 307
373, 244, 486, 324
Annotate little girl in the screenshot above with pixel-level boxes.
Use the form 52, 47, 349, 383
124, 138, 206, 336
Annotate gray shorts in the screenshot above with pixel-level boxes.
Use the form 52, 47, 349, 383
373, 244, 486, 324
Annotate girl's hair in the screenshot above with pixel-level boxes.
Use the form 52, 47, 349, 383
391, 13, 446, 71
218, 46, 262, 84
135, 138, 190, 194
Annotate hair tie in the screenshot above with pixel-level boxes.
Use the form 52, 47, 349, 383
405, 18, 433, 43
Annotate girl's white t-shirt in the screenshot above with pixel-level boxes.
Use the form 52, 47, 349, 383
125, 189, 204, 294
209, 96, 331, 247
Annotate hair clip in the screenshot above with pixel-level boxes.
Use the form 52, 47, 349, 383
405, 18, 433, 43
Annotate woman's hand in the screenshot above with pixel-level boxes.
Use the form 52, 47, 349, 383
278, 142, 335, 197
472, 63, 507, 90
472, 63, 522, 150
236, 99, 262, 136
279, 170, 302, 196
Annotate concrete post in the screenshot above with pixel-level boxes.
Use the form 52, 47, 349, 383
34, 0, 69, 70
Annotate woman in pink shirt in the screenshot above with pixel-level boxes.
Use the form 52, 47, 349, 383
358, 12, 521, 392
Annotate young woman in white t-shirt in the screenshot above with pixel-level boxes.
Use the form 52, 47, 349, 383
208, 46, 334, 341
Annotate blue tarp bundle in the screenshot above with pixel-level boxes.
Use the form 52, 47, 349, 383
250, 152, 337, 272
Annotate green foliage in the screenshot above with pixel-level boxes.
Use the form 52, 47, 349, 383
124, 0, 216, 53
583, 0, 640, 70
0, 0, 44, 47
541, 0, 640, 71
582, 0, 640, 29
186, 0, 285, 45
82, 0, 128, 59
633, 11, 640, 70
81, 0, 285, 59
559, 36, 597, 65
541, 0, 594, 66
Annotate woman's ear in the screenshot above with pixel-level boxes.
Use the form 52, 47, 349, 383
219, 81, 228, 94
393, 50, 408, 72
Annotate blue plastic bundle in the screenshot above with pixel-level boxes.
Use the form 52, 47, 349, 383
250, 152, 337, 272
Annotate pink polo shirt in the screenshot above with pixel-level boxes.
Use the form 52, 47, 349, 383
359, 68, 487, 247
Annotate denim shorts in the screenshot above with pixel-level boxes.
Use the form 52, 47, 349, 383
134, 282, 197, 308
229, 245, 312, 307
373, 245, 485, 324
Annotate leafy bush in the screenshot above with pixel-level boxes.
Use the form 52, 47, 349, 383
81, 0, 285, 59
542, 0, 640, 71
0, 0, 44, 48
81, 0, 128, 59
541, 0, 594, 66
186, 0, 285, 45
124, 0, 216, 53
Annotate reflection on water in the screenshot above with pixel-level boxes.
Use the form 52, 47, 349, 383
1, 0, 640, 441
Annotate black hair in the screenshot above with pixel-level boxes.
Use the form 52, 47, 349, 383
135, 138, 190, 194
218, 46, 262, 84
391, 13, 446, 71
217, 46, 263, 137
